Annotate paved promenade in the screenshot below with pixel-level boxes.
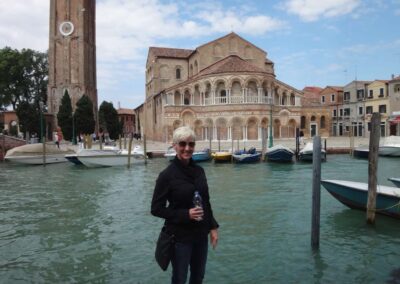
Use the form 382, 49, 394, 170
127, 136, 370, 155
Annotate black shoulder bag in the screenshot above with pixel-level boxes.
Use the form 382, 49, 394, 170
155, 226, 175, 271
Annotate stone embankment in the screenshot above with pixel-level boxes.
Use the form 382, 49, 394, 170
0, 134, 27, 161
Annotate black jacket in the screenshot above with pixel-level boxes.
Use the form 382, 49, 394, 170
151, 157, 219, 242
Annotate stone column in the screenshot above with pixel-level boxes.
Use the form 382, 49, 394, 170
258, 88, 262, 103
258, 126, 261, 141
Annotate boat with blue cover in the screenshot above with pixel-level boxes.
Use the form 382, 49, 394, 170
192, 148, 211, 162
265, 145, 294, 162
232, 147, 261, 163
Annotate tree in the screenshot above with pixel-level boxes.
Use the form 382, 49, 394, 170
99, 101, 122, 140
15, 100, 43, 137
75, 95, 95, 135
0, 47, 48, 110
57, 90, 73, 141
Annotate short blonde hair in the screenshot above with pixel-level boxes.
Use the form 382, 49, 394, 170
173, 126, 195, 144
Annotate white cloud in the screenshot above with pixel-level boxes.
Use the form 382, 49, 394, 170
0, 0, 49, 51
282, 0, 361, 22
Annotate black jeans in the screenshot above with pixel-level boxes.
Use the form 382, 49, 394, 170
171, 236, 208, 284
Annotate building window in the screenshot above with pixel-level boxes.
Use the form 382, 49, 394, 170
320, 116, 326, 128
176, 68, 181, 79
367, 122, 371, 132
357, 89, 364, 100
380, 122, 386, 137
333, 109, 337, 117
344, 92, 350, 101
358, 107, 363, 115
331, 94, 335, 102
300, 116, 306, 129
366, 106, 373, 114
379, 88, 384, 97
321, 96, 325, 103
379, 104, 386, 113
369, 89, 373, 98
344, 108, 350, 116
339, 109, 343, 117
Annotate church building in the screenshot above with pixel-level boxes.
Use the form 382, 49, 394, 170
140, 33, 303, 143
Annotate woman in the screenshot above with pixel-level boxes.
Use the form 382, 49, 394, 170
151, 126, 219, 284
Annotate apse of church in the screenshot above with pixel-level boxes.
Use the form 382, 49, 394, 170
47, 0, 98, 125
141, 33, 303, 142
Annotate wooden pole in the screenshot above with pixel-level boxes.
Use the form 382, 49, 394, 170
99, 134, 103, 150
261, 127, 266, 161
127, 133, 133, 169
209, 126, 212, 152
324, 139, 327, 161
295, 128, 300, 161
124, 135, 127, 149
366, 112, 381, 224
143, 132, 147, 164
42, 135, 46, 166
119, 134, 122, 149
311, 136, 321, 250
349, 126, 354, 156
1, 133, 5, 162
218, 127, 221, 152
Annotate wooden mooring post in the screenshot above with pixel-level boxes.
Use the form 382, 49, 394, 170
311, 136, 321, 250
366, 112, 381, 224
42, 135, 46, 166
261, 127, 266, 161
127, 133, 133, 169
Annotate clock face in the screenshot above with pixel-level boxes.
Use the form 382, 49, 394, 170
59, 21, 74, 36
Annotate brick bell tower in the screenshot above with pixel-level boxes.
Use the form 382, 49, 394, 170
47, 0, 98, 126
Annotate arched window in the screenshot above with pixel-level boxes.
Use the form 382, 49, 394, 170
184, 98, 190, 105
176, 68, 181, 79
301, 116, 306, 129
320, 116, 326, 128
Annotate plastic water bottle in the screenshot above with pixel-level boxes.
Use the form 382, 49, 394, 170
193, 191, 203, 221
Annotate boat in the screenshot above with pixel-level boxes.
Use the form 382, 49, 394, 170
212, 151, 232, 163
192, 148, 211, 162
379, 136, 400, 157
4, 143, 75, 165
388, 178, 400, 188
353, 146, 369, 159
299, 142, 326, 162
164, 146, 176, 161
265, 145, 294, 162
77, 146, 146, 167
321, 179, 400, 219
232, 148, 261, 163
65, 146, 119, 165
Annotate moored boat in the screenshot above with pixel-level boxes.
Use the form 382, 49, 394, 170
299, 142, 326, 162
212, 151, 232, 163
388, 178, 400, 188
379, 136, 400, 157
77, 146, 146, 167
192, 148, 211, 162
5, 143, 75, 165
232, 148, 261, 163
353, 146, 369, 159
164, 146, 176, 161
265, 145, 294, 162
321, 179, 400, 219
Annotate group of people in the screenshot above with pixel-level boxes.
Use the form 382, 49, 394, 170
151, 126, 219, 284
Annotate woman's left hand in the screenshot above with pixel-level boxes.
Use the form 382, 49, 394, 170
210, 229, 218, 249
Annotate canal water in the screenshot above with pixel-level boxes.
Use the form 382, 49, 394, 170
1, 155, 400, 283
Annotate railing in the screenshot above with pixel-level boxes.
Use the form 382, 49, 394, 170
204, 98, 212, 105
230, 96, 244, 104
245, 96, 259, 103
214, 96, 227, 104
260, 97, 273, 104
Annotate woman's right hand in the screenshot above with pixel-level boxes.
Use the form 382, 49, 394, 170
189, 207, 204, 220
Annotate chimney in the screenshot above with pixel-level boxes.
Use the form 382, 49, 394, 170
118, 101, 121, 109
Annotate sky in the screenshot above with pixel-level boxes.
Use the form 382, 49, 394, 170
1, 0, 400, 109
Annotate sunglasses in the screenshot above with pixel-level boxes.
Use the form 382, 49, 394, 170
178, 141, 196, 147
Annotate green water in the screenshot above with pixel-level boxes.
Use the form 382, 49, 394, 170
1, 155, 400, 283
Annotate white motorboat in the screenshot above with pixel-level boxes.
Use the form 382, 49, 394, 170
4, 143, 75, 165
164, 146, 176, 161
299, 142, 326, 162
379, 136, 400, 157
77, 145, 146, 167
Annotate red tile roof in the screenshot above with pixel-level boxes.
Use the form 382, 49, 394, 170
117, 108, 135, 115
197, 55, 265, 76
149, 47, 194, 59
